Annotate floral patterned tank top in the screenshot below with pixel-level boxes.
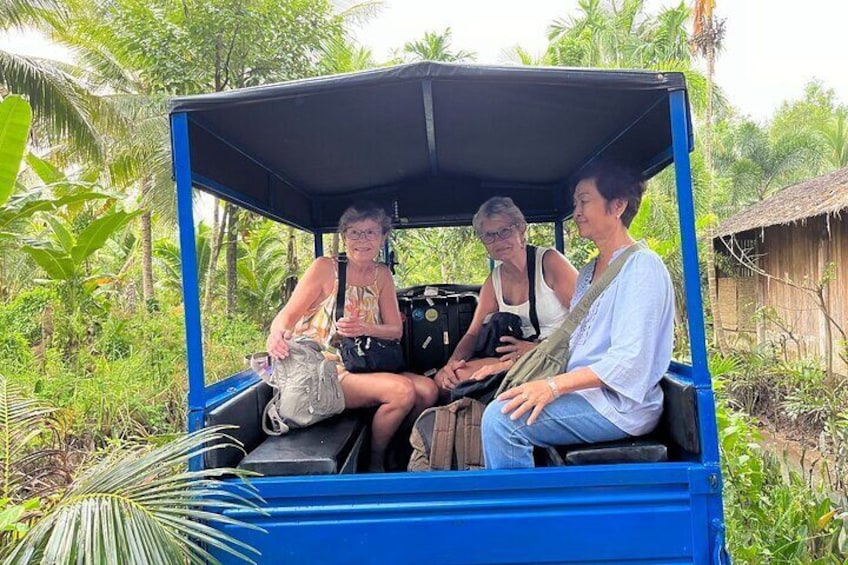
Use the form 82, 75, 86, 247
293, 260, 382, 349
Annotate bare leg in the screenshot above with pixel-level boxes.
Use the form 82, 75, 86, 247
341, 372, 417, 472
402, 372, 439, 419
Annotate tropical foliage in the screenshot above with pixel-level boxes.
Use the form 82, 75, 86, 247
0, 0, 846, 562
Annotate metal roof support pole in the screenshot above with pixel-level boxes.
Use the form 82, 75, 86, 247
670, 93, 723, 468
313, 231, 324, 258
669, 91, 709, 383
554, 219, 565, 253
171, 113, 207, 442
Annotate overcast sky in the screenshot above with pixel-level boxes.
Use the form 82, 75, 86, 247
2, 0, 846, 122
352, 0, 848, 121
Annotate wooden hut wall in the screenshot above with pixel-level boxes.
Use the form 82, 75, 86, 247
754, 215, 847, 374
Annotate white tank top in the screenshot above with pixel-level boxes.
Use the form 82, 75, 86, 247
491, 247, 568, 340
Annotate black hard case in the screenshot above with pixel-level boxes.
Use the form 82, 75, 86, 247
398, 292, 478, 375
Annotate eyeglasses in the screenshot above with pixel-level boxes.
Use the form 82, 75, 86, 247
345, 228, 382, 241
478, 224, 518, 244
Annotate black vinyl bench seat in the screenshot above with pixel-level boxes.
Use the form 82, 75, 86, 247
542, 374, 700, 466
205, 380, 368, 475
238, 412, 366, 475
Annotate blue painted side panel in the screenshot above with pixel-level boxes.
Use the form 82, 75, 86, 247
213, 464, 717, 564
204, 372, 260, 412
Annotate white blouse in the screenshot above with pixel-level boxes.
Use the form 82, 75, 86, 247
568, 246, 675, 436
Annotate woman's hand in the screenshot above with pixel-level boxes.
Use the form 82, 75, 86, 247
496, 336, 536, 362
436, 359, 468, 391
267, 329, 292, 360
497, 379, 557, 425
336, 315, 367, 338
470, 360, 513, 381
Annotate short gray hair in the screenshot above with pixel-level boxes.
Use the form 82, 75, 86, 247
338, 202, 392, 235
472, 196, 526, 234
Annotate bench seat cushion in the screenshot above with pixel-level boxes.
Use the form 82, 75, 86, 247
238, 412, 367, 475
560, 439, 668, 465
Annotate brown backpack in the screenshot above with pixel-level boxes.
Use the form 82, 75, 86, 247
408, 398, 485, 471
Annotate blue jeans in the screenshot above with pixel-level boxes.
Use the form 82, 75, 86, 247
482, 393, 629, 469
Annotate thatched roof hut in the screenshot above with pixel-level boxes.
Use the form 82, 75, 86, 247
715, 167, 848, 237
713, 166, 848, 375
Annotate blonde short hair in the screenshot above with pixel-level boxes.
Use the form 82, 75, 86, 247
338, 202, 392, 235
472, 196, 526, 234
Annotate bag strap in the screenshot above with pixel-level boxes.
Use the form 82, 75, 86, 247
334, 253, 347, 322
430, 402, 459, 470
526, 245, 540, 340
459, 399, 484, 469
540, 241, 647, 359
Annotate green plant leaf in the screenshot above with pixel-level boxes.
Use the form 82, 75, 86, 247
0, 376, 57, 502
0, 95, 33, 208
45, 217, 75, 254
20, 246, 75, 281
25, 153, 66, 185
70, 210, 140, 264
3, 425, 264, 565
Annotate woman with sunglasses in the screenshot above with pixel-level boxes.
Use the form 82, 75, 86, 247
434, 196, 578, 396
266, 202, 438, 472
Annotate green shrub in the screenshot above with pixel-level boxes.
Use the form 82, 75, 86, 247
0, 287, 56, 345
717, 383, 847, 563
204, 313, 265, 383
0, 331, 35, 373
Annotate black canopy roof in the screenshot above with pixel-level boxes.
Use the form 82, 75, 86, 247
169, 62, 691, 232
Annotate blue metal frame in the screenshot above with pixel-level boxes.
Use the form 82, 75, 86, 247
670, 91, 709, 382
171, 112, 206, 436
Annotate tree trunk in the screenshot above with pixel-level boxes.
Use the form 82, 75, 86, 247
225, 202, 239, 317
702, 20, 728, 354
140, 176, 155, 306
203, 199, 227, 313
280, 226, 299, 306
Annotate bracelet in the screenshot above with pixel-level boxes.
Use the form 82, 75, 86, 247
547, 377, 561, 399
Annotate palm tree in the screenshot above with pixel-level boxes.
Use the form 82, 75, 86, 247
403, 28, 476, 62
719, 120, 821, 205
1, 374, 263, 565
0, 0, 111, 162
690, 0, 727, 352
819, 108, 848, 169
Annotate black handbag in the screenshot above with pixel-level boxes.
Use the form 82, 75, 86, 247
335, 254, 406, 373
472, 245, 542, 359
473, 312, 525, 358
338, 335, 406, 374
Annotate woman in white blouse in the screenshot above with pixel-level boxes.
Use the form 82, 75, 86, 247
433, 197, 578, 397
481, 162, 675, 469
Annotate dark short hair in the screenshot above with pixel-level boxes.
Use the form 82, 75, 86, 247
338, 202, 392, 235
574, 161, 646, 228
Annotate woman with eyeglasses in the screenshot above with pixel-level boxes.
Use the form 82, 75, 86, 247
434, 196, 578, 396
481, 162, 675, 469
266, 202, 438, 472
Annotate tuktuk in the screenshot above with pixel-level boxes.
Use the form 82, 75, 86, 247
168, 62, 729, 564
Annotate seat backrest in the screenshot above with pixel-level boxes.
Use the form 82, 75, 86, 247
658, 374, 700, 456
204, 381, 269, 469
